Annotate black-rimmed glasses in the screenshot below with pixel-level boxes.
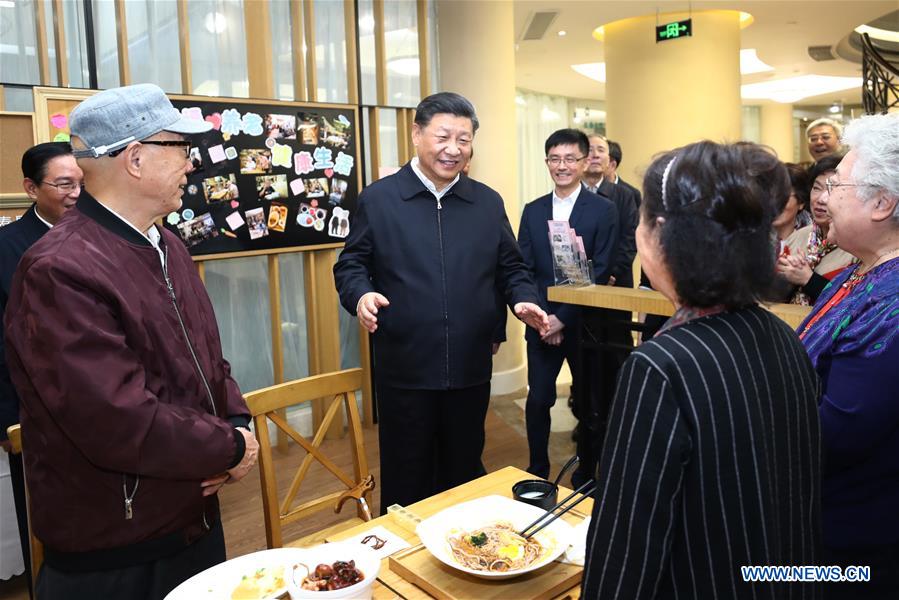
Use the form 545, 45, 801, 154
545, 156, 585, 167
108, 140, 191, 158
40, 181, 84, 194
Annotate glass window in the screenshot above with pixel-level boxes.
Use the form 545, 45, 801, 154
204, 257, 275, 393
43, 0, 59, 86
313, 0, 348, 103
279, 253, 310, 381
383, 0, 419, 108
378, 108, 399, 171
427, 0, 438, 94
0, 0, 40, 85
187, 0, 248, 98
270, 0, 294, 101
361, 108, 373, 184
61, 0, 90, 87
92, 0, 119, 89
3, 85, 35, 112
357, 0, 377, 105
124, 0, 182, 93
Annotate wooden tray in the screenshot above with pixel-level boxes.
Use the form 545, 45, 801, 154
388, 544, 582, 600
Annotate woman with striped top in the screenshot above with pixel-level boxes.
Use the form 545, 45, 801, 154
581, 141, 822, 599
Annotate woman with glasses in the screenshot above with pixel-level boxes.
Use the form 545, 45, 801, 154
798, 113, 899, 599
581, 141, 821, 599
776, 155, 855, 304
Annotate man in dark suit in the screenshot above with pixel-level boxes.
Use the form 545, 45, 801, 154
335, 93, 548, 511
607, 140, 642, 209
0, 142, 82, 598
518, 129, 618, 479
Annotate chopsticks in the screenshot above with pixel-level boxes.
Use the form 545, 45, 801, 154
519, 479, 596, 540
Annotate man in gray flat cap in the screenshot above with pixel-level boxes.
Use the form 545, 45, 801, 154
4, 83, 258, 600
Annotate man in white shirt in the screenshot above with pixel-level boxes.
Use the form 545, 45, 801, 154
517, 129, 618, 479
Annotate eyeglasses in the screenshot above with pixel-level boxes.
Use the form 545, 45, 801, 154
545, 156, 585, 167
108, 140, 191, 159
807, 134, 833, 143
824, 176, 874, 195
40, 180, 84, 194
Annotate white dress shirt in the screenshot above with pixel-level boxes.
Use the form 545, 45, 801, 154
552, 186, 581, 222
410, 157, 459, 201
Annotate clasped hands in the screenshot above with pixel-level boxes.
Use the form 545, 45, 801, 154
201, 427, 259, 497
356, 292, 551, 337
776, 253, 814, 286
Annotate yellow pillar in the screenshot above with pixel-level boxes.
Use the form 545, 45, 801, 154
604, 10, 742, 188
436, 0, 525, 394
760, 102, 795, 162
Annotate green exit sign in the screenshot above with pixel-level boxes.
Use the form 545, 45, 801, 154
656, 18, 692, 42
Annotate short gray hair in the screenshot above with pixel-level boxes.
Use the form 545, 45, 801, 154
842, 112, 899, 218
806, 117, 842, 138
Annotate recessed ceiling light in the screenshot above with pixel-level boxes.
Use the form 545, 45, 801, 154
571, 62, 606, 83
741, 75, 862, 103
558, 30, 567, 37
740, 49, 774, 75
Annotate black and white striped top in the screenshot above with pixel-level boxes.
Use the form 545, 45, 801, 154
582, 306, 822, 599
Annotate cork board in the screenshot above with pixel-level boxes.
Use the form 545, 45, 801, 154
0, 112, 36, 195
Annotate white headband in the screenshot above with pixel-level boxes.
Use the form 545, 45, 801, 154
661, 155, 677, 209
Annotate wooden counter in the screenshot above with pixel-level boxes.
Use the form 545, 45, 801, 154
547, 285, 811, 330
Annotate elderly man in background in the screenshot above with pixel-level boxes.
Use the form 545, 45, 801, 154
1, 142, 82, 598
4, 84, 258, 600
806, 117, 843, 161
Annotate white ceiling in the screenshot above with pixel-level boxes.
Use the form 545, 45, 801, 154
513, 0, 897, 106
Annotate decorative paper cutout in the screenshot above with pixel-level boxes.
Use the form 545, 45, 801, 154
182, 208, 195, 220
271, 142, 292, 168
289, 178, 305, 196
204, 112, 222, 130
334, 151, 354, 176
241, 112, 264, 136
225, 146, 238, 160
53, 132, 71, 142
166, 212, 181, 225
50, 113, 68, 129
180, 107, 204, 121
207, 144, 227, 163
294, 151, 314, 175
226, 211, 245, 230
312, 147, 334, 169
220, 108, 243, 136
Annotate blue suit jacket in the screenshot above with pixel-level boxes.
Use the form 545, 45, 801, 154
0, 205, 48, 440
518, 187, 618, 344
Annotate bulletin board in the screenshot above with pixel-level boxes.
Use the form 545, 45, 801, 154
32, 87, 361, 257
0, 111, 38, 217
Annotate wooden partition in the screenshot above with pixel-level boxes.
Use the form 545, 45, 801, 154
547, 285, 812, 330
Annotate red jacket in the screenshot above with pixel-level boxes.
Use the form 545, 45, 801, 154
4, 193, 250, 570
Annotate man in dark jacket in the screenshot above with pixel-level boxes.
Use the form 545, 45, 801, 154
334, 92, 548, 511
0, 142, 82, 598
518, 129, 618, 479
4, 84, 259, 600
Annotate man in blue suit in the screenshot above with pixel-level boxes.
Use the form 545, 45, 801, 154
518, 129, 618, 479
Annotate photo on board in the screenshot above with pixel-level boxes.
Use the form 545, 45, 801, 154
245, 207, 269, 240
267, 202, 288, 233
303, 177, 329, 199
328, 178, 348, 206
320, 115, 351, 149
264, 113, 297, 140
256, 174, 288, 201
203, 174, 239, 204
297, 112, 322, 146
239, 149, 272, 174
177, 212, 219, 247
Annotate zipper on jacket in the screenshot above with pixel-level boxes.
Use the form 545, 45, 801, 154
435, 197, 450, 387
161, 249, 218, 417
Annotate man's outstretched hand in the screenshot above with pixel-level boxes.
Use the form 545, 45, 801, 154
514, 302, 550, 337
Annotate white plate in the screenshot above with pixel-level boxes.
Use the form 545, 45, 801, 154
416, 495, 573, 580
165, 547, 305, 600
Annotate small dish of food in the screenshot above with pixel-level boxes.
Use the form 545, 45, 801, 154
286, 542, 381, 599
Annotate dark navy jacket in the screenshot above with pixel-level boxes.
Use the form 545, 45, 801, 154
518, 187, 618, 345
333, 163, 539, 390
0, 205, 48, 441
597, 178, 638, 288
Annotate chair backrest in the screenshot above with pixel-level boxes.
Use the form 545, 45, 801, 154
243, 368, 373, 548
5, 424, 43, 587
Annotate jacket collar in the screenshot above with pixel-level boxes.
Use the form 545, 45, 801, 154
539, 183, 589, 229
396, 162, 474, 203
76, 191, 154, 248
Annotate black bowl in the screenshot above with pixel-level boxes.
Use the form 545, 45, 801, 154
512, 479, 558, 511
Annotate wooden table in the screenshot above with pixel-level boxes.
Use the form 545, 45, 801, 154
288, 466, 592, 599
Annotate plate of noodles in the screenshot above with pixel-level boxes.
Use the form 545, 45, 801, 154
416, 495, 574, 580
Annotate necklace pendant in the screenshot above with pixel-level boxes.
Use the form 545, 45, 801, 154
125, 498, 133, 520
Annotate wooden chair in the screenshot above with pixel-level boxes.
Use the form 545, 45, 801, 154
6, 424, 43, 588
244, 368, 374, 548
